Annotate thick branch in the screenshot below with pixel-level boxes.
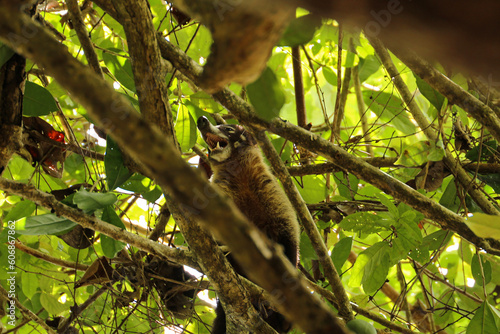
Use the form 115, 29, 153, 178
0, 53, 25, 176
111, 0, 177, 144
108, 2, 272, 330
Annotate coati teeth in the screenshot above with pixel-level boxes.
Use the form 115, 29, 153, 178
215, 141, 221, 149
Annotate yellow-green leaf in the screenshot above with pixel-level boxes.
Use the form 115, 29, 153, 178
466, 213, 500, 240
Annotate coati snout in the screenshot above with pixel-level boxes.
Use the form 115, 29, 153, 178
197, 116, 255, 163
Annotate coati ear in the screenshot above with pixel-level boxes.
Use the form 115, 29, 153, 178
237, 126, 257, 146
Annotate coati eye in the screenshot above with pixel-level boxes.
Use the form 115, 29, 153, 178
222, 126, 235, 133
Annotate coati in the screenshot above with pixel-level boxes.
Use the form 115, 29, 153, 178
197, 116, 300, 334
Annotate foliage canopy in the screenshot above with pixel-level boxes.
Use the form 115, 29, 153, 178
0, 1, 500, 334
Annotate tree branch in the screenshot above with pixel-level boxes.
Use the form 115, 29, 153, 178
334, 44, 352, 141
352, 59, 373, 156
0, 178, 198, 270
0, 53, 25, 176
292, 46, 306, 128
367, 34, 500, 216
287, 158, 398, 176
14, 241, 89, 271
111, 0, 178, 145
390, 48, 500, 144
66, 0, 103, 77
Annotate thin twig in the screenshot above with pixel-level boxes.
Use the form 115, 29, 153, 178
66, 0, 103, 77
15, 241, 89, 271
292, 46, 307, 128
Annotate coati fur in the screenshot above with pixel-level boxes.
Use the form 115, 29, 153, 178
197, 116, 300, 334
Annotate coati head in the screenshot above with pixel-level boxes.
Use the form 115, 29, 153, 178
197, 116, 256, 163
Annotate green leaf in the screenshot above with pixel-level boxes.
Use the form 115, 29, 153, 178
101, 206, 126, 258
409, 245, 429, 264
334, 172, 359, 200
73, 189, 117, 212
467, 301, 500, 334
247, 67, 285, 121
397, 141, 442, 166
40, 291, 70, 315
102, 49, 135, 92
21, 271, 39, 299
65, 154, 86, 183
415, 74, 445, 111
376, 193, 398, 218
175, 103, 197, 152
5, 156, 35, 180
350, 242, 391, 294
471, 254, 492, 286
363, 90, 416, 135
23, 81, 58, 116
0, 42, 15, 68
16, 214, 77, 235
392, 220, 422, 261
189, 91, 222, 116
120, 174, 151, 193
358, 55, 380, 83
343, 51, 357, 68
428, 140, 446, 161
299, 233, 317, 267
341, 211, 390, 234
440, 178, 460, 212
4, 200, 36, 222
346, 319, 377, 334
331, 237, 353, 273
421, 230, 452, 251
143, 186, 162, 203
279, 14, 322, 47
466, 213, 500, 240
105, 136, 133, 191
293, 175, 327, 204
322, 66, 338, 86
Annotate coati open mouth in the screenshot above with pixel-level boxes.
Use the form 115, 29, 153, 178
204, 132, 228, 151
197, 116, 234, 162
